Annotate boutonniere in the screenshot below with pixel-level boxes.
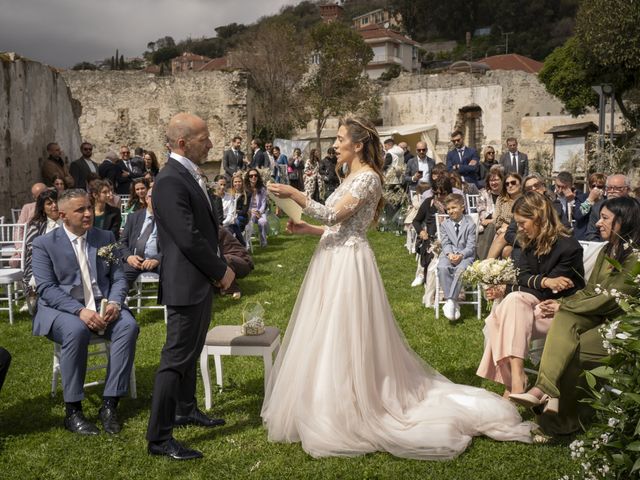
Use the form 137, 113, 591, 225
98, 242, 123, 265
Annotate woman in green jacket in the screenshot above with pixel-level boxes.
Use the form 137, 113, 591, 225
510, 196, 640, 431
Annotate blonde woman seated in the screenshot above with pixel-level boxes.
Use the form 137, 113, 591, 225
477, 192, 584, 396
486, 172, 522, 259
510, 197, 640, 427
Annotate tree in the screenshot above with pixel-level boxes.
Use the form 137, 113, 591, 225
301, 22, 377, 150
152, 46, 180, 65
119, 54, 125, 70
539, 0, 640, 127
72, 62, 97, 71
234, 19, 310, 138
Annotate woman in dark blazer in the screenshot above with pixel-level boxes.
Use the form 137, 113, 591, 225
477, 191, 585, 397
510, 197, 640, 427
91, 179, 122, 240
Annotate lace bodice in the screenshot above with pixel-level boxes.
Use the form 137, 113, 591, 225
303, 170, 381, 249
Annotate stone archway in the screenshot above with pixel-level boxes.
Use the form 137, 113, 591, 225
454, 105, 483, 150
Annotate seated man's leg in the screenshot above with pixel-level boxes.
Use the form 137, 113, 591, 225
47, 313, 92, 403
103, 309, 139, 399
0, 347, 11, 393
224, 254, 252, 279
123, 264, 143, 289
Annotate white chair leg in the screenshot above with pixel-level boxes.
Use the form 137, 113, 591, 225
8, 283, 13, 325
476, 285, 482, 319
214, 354, 223, 389
51, 348, 59, 397
200, 349, 212, 410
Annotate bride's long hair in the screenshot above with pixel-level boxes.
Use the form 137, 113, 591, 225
338, 116, 385, 222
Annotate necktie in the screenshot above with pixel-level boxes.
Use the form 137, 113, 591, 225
134, 216, 155, 257
195, 168, 212, 210
512, 153, 517, 170
458, 149, 463, 161
76, 237, 96, 311
455, 222, 460, 238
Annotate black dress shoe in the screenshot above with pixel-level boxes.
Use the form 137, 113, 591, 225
148, 438, 203, 460
64, 411, 99, 435
98, 406, 121, 434
174, 408, 226, 428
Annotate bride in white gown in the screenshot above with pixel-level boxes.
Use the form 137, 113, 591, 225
263, 117, 533, 460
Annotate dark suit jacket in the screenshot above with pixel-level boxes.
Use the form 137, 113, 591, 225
95, 203, 121, 240
31, 227, 128, 336
499, 151, 529, 177
506, 235, 585, 301
119, 208, 161, 261
152, 157, 228, 306
585, 199, 605, 241
70, 157, 99, 190
98, 160, 118, 186
222, 149, 245, 177
250, 149, 268, 169
404, 156, 435, 189
446, 147, 480, 186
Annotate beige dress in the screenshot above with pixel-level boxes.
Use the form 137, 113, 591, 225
261, 170, 533, 460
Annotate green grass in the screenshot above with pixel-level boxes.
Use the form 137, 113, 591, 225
0, 229, 579, 479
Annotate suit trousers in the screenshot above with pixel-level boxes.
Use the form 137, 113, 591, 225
536, 326, 606, 435
146, 287, 214, 443
436, 256, 474, 300
47, 310, 139, 402
123, 264, 159, 288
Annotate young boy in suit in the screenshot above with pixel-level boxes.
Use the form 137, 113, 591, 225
437, 193, 477, 321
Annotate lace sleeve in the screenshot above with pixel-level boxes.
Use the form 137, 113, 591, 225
303, 172, 380, 226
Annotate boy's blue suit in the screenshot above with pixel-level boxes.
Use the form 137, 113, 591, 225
437, 215, 477, 300
32, 227, 138, 402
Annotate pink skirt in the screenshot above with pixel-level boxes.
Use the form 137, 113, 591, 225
476, 291, 551, 387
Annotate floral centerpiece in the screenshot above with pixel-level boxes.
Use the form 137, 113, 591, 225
462, 258, 519, 286
566, 250, 640, 480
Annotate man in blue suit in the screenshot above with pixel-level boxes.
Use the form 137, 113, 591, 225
32, 189, 139, 435
445, 130, 480, 186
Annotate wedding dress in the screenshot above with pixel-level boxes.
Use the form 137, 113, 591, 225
261, 170, 533, 460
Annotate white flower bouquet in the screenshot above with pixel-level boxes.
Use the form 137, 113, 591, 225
462, 258, 519, 286
97, 242, 123, 265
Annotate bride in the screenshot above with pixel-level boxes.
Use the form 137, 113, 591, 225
263, 117, 533, 460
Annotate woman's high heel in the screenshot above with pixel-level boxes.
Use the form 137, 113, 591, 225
509, 392, 559, 414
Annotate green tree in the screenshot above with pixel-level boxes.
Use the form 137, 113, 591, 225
152, 46, 180, 65
539, 0, 640, 127
301, 21, 377, 150
119, 54, 125, 70
234, 19, 310, 138
72, 62, 97, 71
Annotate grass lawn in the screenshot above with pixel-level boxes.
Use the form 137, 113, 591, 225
0, 228, 580, 479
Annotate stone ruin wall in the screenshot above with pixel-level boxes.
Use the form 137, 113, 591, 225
62, 70, 254, 176
0, 56, 82, 218
381, 70, 567, 160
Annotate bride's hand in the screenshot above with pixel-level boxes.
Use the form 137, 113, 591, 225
286, 219, 310, 235
268, 183, 296, 199
484, 284, 506, 300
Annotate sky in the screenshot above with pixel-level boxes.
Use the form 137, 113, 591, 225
0, 0, 296, 68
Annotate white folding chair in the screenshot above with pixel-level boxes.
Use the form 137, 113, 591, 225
11, 208, 22, 224
0, 223, 27, 324
465, 194, 480, 214
119, 195, 131, 213
433, 214, 482, 320
126, 272, 167, 323
52, 334, 137, 398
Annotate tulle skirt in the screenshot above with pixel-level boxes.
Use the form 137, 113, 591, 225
261, 241, 533, 460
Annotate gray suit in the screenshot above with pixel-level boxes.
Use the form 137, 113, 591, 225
222, 148, 245, 177
403, 156, 435, 189
437, 215, 476, 300
31, 227, 138, 402
499, 151, 529, 177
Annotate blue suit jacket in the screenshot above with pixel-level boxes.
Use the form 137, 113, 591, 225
31, 227, 128, 336
446, 147, 480, 186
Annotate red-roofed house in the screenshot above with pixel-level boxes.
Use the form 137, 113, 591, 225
480, 53, 543, 74
198, 56, 231, 72
357, 24, 420, 79
171, 52, 212, 74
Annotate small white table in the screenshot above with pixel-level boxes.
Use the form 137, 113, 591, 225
199, 325, 280, 410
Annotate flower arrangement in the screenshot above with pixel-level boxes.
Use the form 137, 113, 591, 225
97, 242, 123, 265
461, 258, 519, 286
565, 245, 640, 480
